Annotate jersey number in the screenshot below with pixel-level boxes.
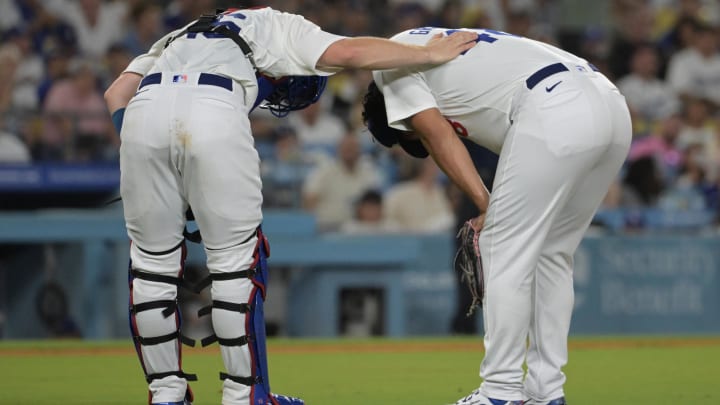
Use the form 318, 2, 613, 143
409, 27, 518, 54
187, 11, 246, 39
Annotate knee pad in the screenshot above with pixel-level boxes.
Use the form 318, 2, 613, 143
196, 228, 274, 403
128, 241, 196, 404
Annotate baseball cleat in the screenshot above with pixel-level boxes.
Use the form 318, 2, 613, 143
271, 393, 305, 404
525, 397, 566, 405
450, 389, 524, 405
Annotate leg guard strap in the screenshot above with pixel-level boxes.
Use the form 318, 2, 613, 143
136, 240, 185, 256
198, 300, 251, 317
219, 372, 260, 386
132, 268, 192, 291
135, 330, 196, 347
201, 333, 250, 347
146, 371, 198, 384
192, 269, 256, 293
131, 299, 177, 318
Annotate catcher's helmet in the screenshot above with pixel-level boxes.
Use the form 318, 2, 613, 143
259, 75, 327, 117
361, 81, 429, 158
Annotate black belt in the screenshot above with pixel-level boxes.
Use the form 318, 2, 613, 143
139, 72, 233, 91
525, 62, 600, 90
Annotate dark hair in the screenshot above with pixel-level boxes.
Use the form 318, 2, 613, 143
623, 156, 663, 205
361, 81, 429, 158
357, 189, 383, 206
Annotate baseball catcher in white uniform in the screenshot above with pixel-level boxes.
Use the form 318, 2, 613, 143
362, 27, 632, 405
104, 8, 477, 405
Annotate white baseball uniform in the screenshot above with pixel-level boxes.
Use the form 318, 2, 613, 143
374, 28, 631, 403
120, 8, 344, 404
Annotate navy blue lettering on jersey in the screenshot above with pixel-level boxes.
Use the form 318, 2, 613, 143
407, 28, 520, 55
187, 11, 246, 39
408, 27, 435, 35
444, 29, 520, 54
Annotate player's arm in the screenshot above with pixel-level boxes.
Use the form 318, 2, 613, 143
316, 32, 478, 70
409, 108, 490, 216
104, 72, 142, 113
103, 29, 179, 133
103, 72, 142, 134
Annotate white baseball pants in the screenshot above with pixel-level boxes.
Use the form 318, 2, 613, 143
478, 67, 631, 402
120, 72, 262, 404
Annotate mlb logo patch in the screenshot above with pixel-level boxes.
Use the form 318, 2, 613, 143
172, 74, 188, 84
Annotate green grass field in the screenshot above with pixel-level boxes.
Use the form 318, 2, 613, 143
0, 336, 717, 404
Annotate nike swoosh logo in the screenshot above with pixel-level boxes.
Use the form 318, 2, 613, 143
545, 81, 562, 92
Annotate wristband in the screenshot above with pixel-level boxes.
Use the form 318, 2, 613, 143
111, 108, 126, 134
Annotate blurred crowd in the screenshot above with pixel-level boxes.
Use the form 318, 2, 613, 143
0, 0, 719, 233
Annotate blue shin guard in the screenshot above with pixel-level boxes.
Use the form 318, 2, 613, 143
249, 230, 304, 405
197, 228, 303, 405
249, 230, 272, 400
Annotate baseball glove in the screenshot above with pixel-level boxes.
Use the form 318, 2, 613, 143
454, 220, 485, 316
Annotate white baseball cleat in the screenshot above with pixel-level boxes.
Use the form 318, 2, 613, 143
449, 389, 524, 405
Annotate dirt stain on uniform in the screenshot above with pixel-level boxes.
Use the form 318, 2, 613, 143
173, 119, 191, 149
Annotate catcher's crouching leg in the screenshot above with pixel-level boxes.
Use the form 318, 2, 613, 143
128, 241, 196, 405
199, 228, 303, 405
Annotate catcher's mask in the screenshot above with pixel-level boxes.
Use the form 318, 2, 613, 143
361, 81, 429, 159
259, 75, 327, 117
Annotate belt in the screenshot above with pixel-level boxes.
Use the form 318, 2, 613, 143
138, 72, 233, 91
525, 62, 600, 90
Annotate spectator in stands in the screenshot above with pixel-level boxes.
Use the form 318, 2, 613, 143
48, 0, 127, 60
0, 0, 77, 56
121, 3, 164, 57
676, 97, 719, 180
392, 2, 432, 32
37, 50, 72, 106
659, 143, 710, 211
340, 189, 400, 234
0, 115, 31, 163
0, 1, 25, 32
384, 158, 455, 233
666, 23, 720, 105
41, 58, 112, 161
288, 94, 346, 152
505, 9, 534, 38
628, 113, 685, 185
607, 3, 657, 80
261, 126, 315, 208
164, 0, 217, 31
659, 15, 702, 58
620, 156, 665, 208
617, 44, 680, 122
101, 44, 132, 94
1, 28, 44, 111
0, 44, 21, 112
302, 132, 383, 231
429, 0, 464, 28
461, 0, 506, 31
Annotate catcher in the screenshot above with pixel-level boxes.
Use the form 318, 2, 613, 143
104, 6, 476, 405
362, 27, 630, 405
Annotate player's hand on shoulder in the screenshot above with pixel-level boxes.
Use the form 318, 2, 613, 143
424, 31, 478, 64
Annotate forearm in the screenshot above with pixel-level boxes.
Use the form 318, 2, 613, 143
422, 134, 490, 213
318, 37, 431, 70
317, 31, 477, 71
104, 72, 142, 113
410, 109, 489, 213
